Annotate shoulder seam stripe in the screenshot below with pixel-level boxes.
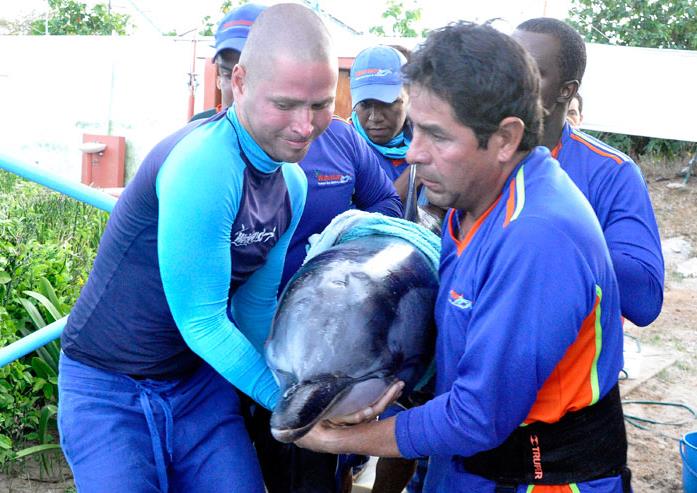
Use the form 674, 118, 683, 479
569, 133, 623, 165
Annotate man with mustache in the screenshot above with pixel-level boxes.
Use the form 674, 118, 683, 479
295, 21, 631, 493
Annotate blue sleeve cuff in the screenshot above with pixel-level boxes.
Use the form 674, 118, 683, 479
395, 407, 427, 459
611, 250, 664, 326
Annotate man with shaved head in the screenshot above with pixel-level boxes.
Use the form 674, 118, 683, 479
194, 5, 402, 493
58, 4, 337, 492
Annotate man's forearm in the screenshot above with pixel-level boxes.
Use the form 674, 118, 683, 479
298, 416, 402, 457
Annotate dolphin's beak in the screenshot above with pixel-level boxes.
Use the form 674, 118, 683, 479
270, 376, 354, 443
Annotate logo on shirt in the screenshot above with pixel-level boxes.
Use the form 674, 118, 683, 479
231, 224, 277, 247
530, 434, 544, 480
448, 290, 473, 310
314, 170, 352, 186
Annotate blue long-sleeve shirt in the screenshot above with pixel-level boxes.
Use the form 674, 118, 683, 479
553, 123, 664, 326
279, 117, 402, 292
62, 106, 306, 410
395, 147, 626, 492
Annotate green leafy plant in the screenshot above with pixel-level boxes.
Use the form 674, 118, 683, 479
29, 0, 132, 35
19, 277, 66, 395
0, 171, 105, 477
10, 277, 67, 474
568, 0, 696, 158
369, 0, 428, 38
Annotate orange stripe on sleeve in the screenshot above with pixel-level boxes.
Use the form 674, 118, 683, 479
569, 133, 623, 164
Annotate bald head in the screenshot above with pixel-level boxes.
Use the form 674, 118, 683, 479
240, 3, 336, 82
230, 3, 338, 163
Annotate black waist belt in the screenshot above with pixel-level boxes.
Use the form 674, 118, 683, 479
457, 384, 628, 486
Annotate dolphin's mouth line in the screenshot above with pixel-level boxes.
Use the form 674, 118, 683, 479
271, 373, 398, 443
283, 370, 391, 400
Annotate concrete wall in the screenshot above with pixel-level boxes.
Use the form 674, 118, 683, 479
1, 35, 696, 186
0, 35, 213, 182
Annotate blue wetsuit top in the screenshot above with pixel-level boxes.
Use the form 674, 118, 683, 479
61, 105, 307, 410
395, 147, 625, 492
553, 122, 664, 326
279, 117, 402, 292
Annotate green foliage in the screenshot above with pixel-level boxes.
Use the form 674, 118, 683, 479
568, 0, 697, 157
569, 0, 697, 50
0, 170, 106, 469
582, 130, 695, 160
29, 0, 132, 35
369, 0, 428, 38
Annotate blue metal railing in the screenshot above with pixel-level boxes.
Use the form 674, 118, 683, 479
0, 153, 117, 367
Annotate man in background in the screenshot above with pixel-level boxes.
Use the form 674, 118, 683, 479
190, 3, 265, 121
350, 45, 414, 202
567, 92, 583, 128
513, 18, 664, 327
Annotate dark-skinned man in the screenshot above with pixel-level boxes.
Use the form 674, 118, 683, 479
349, 45, 415, 203
512, 18, 664, 328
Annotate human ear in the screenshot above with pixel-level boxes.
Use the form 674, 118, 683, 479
558, 80, 579, 104
492, 117, 525, 162
231, 64, 247, 103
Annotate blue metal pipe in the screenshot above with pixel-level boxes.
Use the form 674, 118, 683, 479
0, 153, 117, 213
0, 153, 117, 367
0, 318, 67, 368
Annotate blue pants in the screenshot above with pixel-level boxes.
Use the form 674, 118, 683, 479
58, 353, 264, 492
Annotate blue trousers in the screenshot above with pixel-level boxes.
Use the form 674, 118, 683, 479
58, 353, 264, 492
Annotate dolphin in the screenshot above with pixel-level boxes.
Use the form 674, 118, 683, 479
265, 228, 438, 443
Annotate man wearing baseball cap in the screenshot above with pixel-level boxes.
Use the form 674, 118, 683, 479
350, 45, 413, 201
191, 3, 265, 121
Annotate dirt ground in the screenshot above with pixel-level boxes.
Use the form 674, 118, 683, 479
621, 160, 697, 492
1, 158, 697, 493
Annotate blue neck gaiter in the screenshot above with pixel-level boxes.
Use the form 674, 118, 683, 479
352, 111, 411, 160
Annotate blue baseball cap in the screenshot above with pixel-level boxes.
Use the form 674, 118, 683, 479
350, 45, 407, 107
213, 3, 266, 61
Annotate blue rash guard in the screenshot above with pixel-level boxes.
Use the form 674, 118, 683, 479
61, 105, 306, 410
279, 117, 403, 292
553, 122, 664, 326
395, 147, 626, 492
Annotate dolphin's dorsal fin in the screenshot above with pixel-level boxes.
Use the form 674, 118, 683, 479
404, 163, 420, 224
